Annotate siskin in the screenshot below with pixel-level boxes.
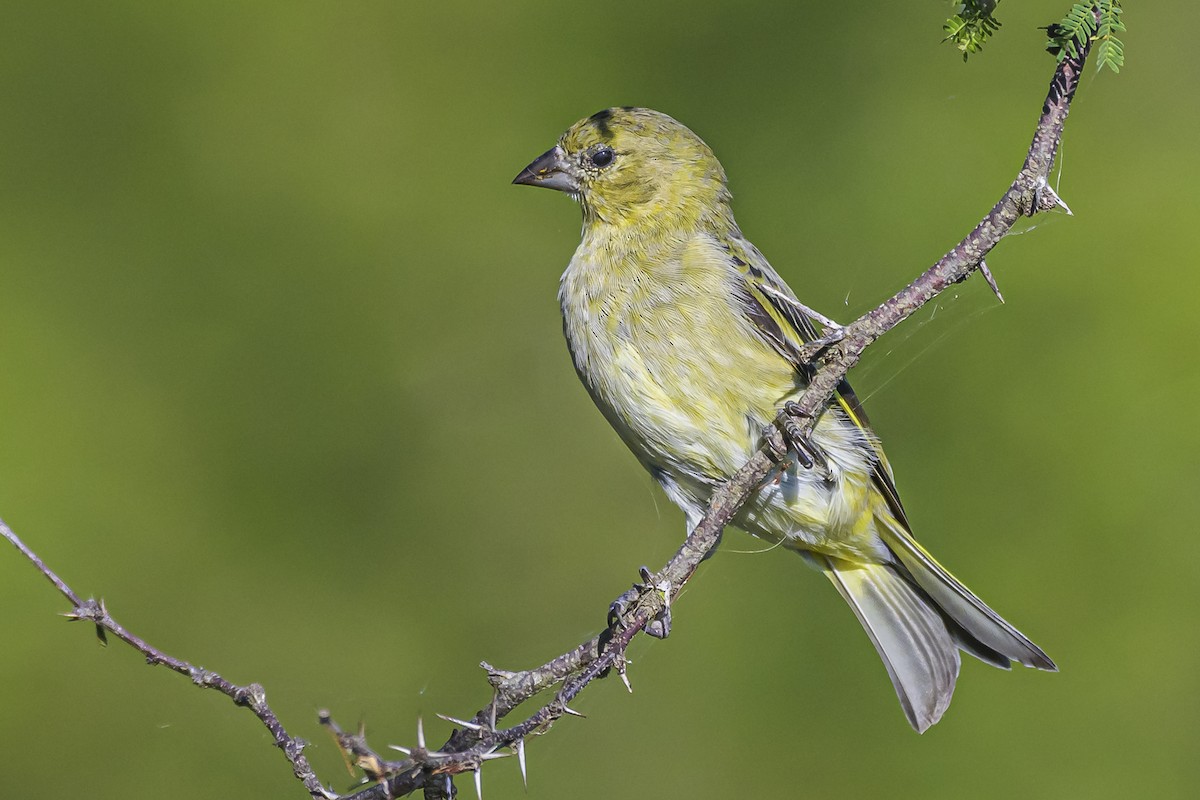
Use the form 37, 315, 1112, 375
514, 107, 1055, 732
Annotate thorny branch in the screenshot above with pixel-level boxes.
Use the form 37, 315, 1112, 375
2, 14, 1097, 800
0, 518, 334, 798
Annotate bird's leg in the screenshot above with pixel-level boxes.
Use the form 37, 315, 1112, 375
607, 566, 672, 639
779, 401, 832, 480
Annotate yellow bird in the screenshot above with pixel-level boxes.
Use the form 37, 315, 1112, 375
514, 107, 1055, 732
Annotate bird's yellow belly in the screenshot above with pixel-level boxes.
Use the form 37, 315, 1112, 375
561, 236, 885, 562
568, 298, 883, 561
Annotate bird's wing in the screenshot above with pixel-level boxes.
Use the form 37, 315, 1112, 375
722, 235, 1054, 673
722, 234, 913, 528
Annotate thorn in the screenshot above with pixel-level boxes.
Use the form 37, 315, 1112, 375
560, 702, 586, 718
390, 742, 450, 761
515, 738, 528, 789
1032, 177, 1072, 216
478, 742, 512, 761
488, 692, 498, 732
416, 716, 426, 750
437, 713, 484, 731
1054, 191, 1073, 215
616, 658, 633, 693
978, 259, 1005, 304
473, 766, 483, 800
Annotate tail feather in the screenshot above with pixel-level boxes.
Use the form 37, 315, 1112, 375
944, 617, 1014, 670
821, 556, 960, 733
876, 523, 1058, 672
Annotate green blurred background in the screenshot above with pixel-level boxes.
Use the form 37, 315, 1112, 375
1, 2, 1195, 798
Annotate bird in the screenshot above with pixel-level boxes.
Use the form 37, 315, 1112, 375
513, 107, 1055, 732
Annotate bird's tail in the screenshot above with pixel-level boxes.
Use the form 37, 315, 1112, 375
875, 521, 1057, 674
815, 527, 1055, 732
819, 556, 960, 732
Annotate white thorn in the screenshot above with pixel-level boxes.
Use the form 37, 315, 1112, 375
1034, 177, 1072, 216
561, 703, 586, 718
978, 259, 1005, 304
474, 767, 483, 800
488, 693, 498, 731
416, 716, 426, 750
437, 713, 484, 731
387, 744, 412, 756
619, 668, 633, 694
480, 748, 511, 761
515, 738, 528, 790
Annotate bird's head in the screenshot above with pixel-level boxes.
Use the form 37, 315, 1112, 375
513, 107, 732, 229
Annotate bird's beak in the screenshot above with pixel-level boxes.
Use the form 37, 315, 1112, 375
512, 146, 579, 193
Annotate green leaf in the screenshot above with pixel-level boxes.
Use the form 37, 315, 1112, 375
1044, 1, 1125, 72
942, 1, 1003, 61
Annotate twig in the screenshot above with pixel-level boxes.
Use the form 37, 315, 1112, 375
2, 13, 1097, 799
0, 517, 336, 800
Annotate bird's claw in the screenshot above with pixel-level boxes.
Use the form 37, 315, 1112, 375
607, 566, 672, 639
796, 326, 846, 366
779, 402, 832, 480
644, 608, 672, 639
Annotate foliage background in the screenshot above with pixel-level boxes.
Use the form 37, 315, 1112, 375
0, 2, 1195, 798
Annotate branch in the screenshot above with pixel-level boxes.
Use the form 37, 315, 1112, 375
0, 518, 336, 800
3, 13, 1098, 800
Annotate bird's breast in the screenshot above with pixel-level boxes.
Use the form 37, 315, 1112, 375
559, 233, 797, 484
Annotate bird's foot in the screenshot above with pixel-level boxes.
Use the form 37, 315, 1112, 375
777, 402, 831, 479
795, 326, 847, 366
607, 566, 672, 639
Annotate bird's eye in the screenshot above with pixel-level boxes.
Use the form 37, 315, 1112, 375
589, 147, 615, 168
